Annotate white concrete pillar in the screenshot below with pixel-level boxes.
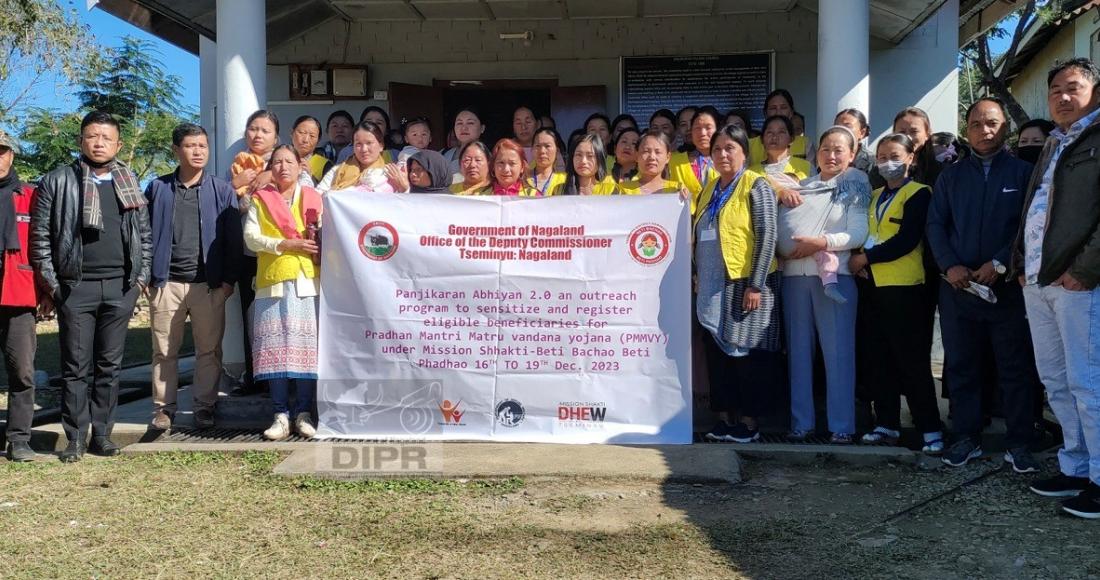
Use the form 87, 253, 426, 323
816, 0, 870, 140
215, 0, 266, 176
215, 0, 266, 376
199, 35, 218, 170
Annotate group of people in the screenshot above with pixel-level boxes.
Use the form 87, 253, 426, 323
1, 53, 1098, 519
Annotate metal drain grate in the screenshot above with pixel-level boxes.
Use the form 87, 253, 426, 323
161, 428, 898, 447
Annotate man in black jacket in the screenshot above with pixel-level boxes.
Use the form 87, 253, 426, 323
30, 111, 152, 462
927, 98, 1041, 473
1014, 58, 1100, 519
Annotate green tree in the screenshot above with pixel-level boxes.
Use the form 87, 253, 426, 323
0, 0, 99, 124
16, 36, 195, 181
959, 0, 1059, 128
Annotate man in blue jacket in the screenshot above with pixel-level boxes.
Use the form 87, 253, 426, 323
144, 123, 241, 430
927, 97, 1041, 472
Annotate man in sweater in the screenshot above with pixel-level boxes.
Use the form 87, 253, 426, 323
927, 97, 1041, 473
144, 123, 241, 431
30, 111, 152, 462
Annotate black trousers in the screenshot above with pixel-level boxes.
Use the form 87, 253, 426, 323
865, 284, 944, 434
239, 255, 257, 383
57, 278, 139, 442
0, 307, 36, 443
939, 280, 1038, 448
702, 332, 777, 419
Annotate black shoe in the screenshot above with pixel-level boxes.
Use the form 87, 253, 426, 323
704, 422, 733, 442
728, 423, 761, 443
88, 437, 120, 457
1062, 483, 1100, 519
1030, 474, 1090, 498
59, 440, 86, 463
6, 441, 35, 462
942, 438, 982, 467
193, 408, 216, 430
1004, 448, 1042, 474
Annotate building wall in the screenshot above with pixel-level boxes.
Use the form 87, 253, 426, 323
869, 0, 959, 141
1010, 25, 1077, 121
257, 6, 957, 147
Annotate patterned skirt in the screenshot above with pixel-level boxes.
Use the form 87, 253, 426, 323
251, 282, 319, 380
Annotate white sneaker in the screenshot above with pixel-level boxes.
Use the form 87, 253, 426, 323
295, 412, 316, 439
263, 413, 291, 441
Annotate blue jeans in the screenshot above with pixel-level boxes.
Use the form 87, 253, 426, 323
1024, 284, 1100, 484
783, 275, 858, 434
268, 377, 316, 417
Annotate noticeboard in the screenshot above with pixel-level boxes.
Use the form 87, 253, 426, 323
620, 53, 773, 129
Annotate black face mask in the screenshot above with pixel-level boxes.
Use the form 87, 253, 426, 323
1017, 145, 1043, 164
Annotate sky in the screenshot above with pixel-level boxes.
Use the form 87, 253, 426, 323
29, 1, 200, 112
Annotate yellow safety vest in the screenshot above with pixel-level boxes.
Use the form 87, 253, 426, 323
525, 170, 568, 197
669, 151, 718, 216
868, 180, 927, 287
749, 135, 807, 166
694, 170, 778, 280
748, 156, 811, 182
619, 178, 681, 196
255, 193, 317, 289
307, 154, 329, 183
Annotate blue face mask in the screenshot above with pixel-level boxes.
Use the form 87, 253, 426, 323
877, 160, 907, 181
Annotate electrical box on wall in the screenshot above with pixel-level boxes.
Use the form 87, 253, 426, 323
289, 64, 368, 100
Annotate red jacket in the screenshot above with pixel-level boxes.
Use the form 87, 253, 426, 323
1, 184, 38, 307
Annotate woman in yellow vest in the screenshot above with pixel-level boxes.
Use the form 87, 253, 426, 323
669, 106, 720, 210
561, 133, 617, 195
316, 122, 397, 194
751, 115, 812, 183
244, 145, 322, 441
694, 124, 781, 443
290, 115, 331, 186
748, 89, 807, 162
847, 133, 944, 452
620, 130, 687, 199
526, 127, 568, 196
449, 141, 492, 195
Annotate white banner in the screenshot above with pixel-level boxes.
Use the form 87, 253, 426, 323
316, 192, 692, 444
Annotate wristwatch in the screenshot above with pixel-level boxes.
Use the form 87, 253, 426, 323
991, 259, 1006, 275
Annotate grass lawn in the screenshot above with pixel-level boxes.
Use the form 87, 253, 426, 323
0, 452, 1098, 578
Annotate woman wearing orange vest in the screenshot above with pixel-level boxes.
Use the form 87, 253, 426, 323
695, 124, 781, 443
244, 145, 322, 441
848, 134, 944, 452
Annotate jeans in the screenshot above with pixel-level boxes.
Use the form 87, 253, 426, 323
783, 275, 857, 434
1024, 284, 1100, 484
268, 377, 316, 417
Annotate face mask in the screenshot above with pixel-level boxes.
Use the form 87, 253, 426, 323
877, 160, 908, 181
1017, 145, 1043, 164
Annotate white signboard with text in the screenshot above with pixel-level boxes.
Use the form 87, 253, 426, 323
316, 192, 691, 444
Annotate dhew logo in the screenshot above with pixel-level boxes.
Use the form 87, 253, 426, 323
557, 402, 607, 427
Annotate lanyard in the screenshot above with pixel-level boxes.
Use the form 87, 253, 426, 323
875, 179, 908, 223
531, 171, 552, 195
692, 154, 713, 183
706, 170, 743, 223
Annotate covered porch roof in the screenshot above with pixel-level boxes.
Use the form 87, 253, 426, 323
95, 0, 1001, 54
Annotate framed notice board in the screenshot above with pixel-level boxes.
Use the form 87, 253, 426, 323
620, 53, 774, 129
